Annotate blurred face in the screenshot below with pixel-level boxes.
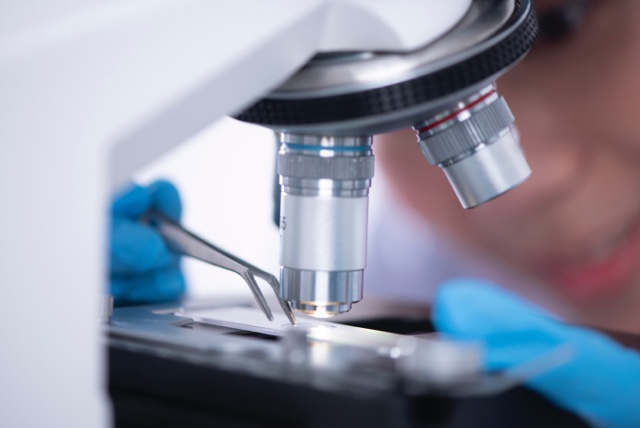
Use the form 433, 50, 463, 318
375, 0, 640, 330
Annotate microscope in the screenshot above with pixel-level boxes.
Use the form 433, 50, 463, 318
107, 1, 580, 427
235, 0, 536, 318
4, 1, 590, 427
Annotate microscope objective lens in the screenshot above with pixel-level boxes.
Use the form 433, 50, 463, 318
276, 134, 374, 317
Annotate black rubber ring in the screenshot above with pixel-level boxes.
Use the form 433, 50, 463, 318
236, 2, 538, 127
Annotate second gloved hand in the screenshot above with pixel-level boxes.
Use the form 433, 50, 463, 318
433, 279, 640, 428
110, 180, 185, 306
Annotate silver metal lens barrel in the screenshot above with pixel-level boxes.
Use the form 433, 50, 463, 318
414, 85, 530, 208
277, 134, 374, 317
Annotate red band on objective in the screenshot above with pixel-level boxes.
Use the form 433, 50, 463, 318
417, 89, 497, 134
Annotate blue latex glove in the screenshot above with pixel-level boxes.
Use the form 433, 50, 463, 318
433, 279, 640, 428
110, 180, 185, 306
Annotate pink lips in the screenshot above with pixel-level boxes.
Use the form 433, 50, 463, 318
543, 220, 640, 301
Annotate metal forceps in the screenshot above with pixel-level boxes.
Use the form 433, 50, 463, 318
148, 210, 297, 326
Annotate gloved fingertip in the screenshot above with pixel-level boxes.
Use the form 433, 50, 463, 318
433, 278, 500, 334
111, 183, 151, 217
154, 268, 187, 301
434, 278, 552, 335
111, 268, 185, 306
148, 179, 182, 220
110, 220, 173, 274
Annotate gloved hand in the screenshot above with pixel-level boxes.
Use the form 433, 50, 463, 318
433, 279, 640, 428
110, 180, 185, 306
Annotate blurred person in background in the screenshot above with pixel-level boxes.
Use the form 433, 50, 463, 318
367, 0, 640, 333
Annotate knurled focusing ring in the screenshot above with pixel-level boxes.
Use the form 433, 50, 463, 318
277, 134, 374, 196
278, 153, 375, 180
416, 94, 515, 166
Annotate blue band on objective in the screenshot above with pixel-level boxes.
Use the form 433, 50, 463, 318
284, 143, 370, 153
